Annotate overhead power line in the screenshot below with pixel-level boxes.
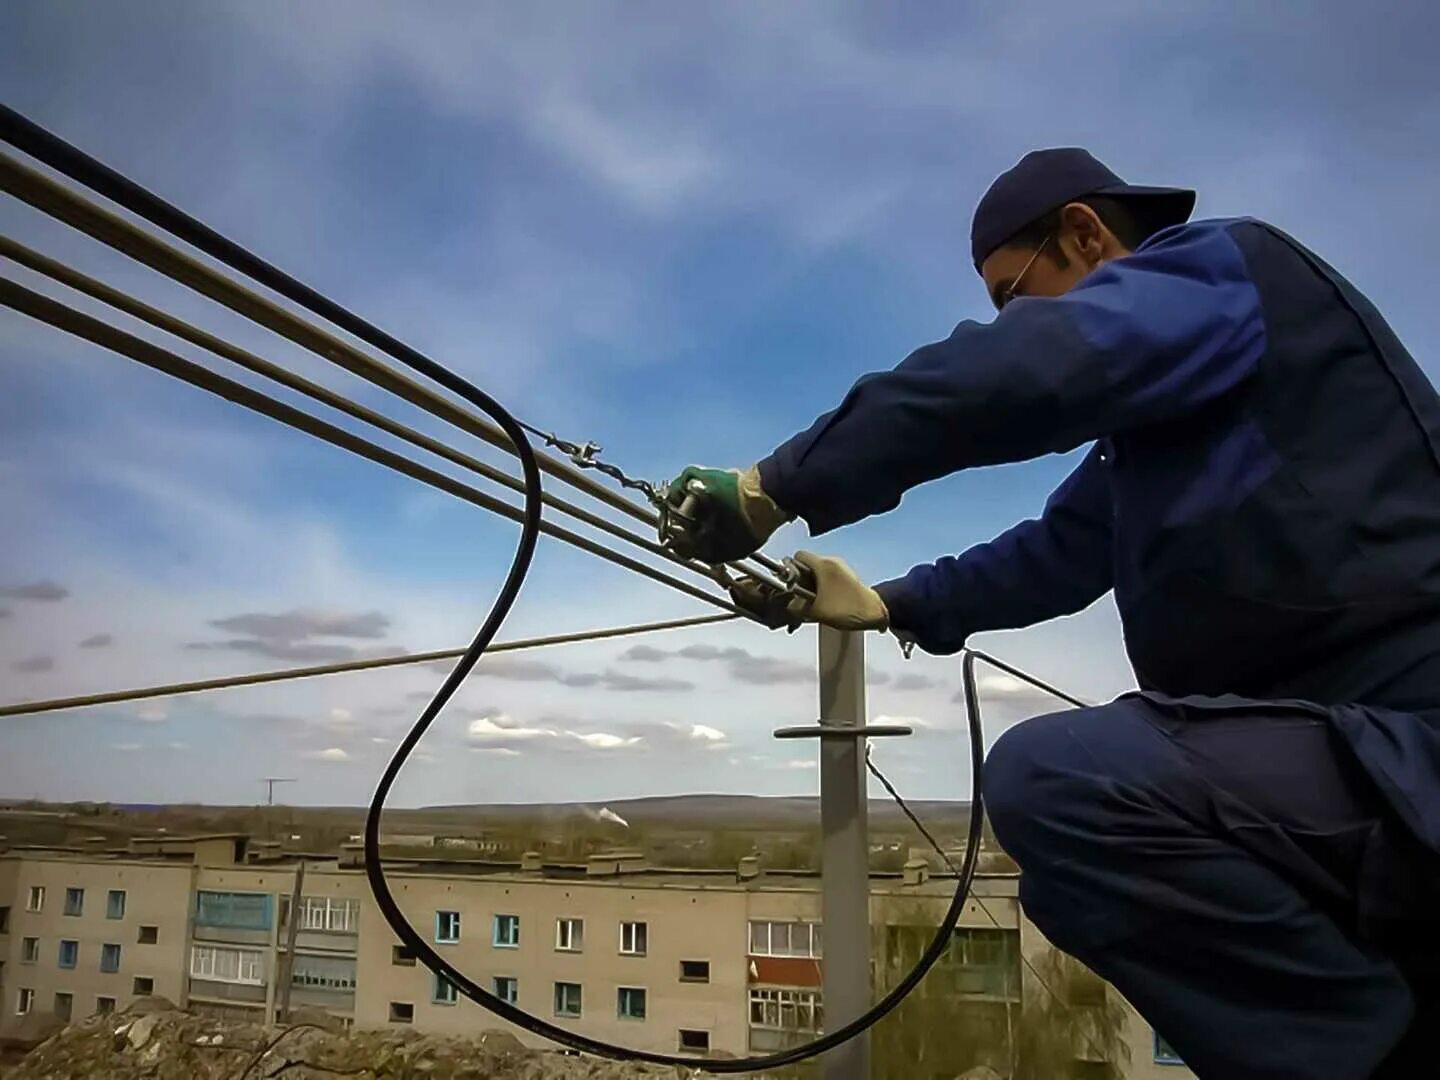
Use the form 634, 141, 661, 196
0, 235, 772, 597
0, 612, 738, 718
0, 150, 792, 594
0, 277, 754, 617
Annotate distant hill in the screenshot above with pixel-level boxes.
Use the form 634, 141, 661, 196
420, 792, 972, 830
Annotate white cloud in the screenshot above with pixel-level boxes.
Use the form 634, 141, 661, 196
329, 707, 353, 722
977, 674, 1031, 695
691, 724, 726, 742
874, 714, 926, 729
112, 743, 142, 753
470, 747, 521, 758
304, 747, 351, 763
135, 706, 169, 724
466, 714, 556, 743
566, 731, 643, 751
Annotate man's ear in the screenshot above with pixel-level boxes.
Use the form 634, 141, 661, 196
1058, 202, 1107, 269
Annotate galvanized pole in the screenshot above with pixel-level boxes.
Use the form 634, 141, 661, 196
275, 861, 305, 1022
818, 626, 872, 1080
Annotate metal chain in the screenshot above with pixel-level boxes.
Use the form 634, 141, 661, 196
516, 421, 666, 507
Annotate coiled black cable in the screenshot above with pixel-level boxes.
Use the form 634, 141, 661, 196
0, 103, 985, 1072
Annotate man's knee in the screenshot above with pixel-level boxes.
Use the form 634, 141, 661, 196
983, 701, 1174, 864
983, 709, 1092, 863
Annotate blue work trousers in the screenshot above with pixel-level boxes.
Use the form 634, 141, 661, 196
985, 694, 1440, 1079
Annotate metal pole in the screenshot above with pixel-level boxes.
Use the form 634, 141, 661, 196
817, 626, 872, 1080
276, 861, 305, 1022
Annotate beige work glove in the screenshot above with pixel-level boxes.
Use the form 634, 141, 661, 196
792, 551, 889, 630
729, 552, 888, 633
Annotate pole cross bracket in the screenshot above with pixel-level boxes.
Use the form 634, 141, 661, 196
772, 723, 913, 740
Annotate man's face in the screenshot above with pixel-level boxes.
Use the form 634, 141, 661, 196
979, 201, 1129, 313
980, 240, 1091, 313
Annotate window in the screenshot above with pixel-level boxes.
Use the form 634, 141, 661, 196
100, 944, 122, 973
553, 981, 582, 1018
190, 945, 263, 985
1155, 1031, 1185, 1065
195, 891, 272, 930
16, 988, 34, 1016
64, 888, 84, 917
555, 918, 584, 952
96, 996, 116, 1016
435, 910, 461, 944
21, 937, 39, 964
388, 1001, 414, 1024
391, 945, 416, 967
679, 960, 710, 983
138, 926, 158, 945
617, 986, 647, 1020
54, 992, 72, 1022
285, 895, 361, 933
133, 976, 154, 995
27, 886, 44, 912
493, 976, 518, 1005
0, 905, 9, 933
678, 1029, 710, 1052
493, 914, 519, 948
290, 954, 356, 992
620, 921, 647, 956
432, 973, 458, 1005
749, 988, 824, 1033
107, 890, 126, 920
748, 920, 822, 958
58, 940, 78, 970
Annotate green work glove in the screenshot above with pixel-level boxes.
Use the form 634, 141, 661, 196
664, 464, 790, 564
731, 551, 889, 633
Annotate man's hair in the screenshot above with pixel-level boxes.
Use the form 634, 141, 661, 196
1003, 194, 1159, 263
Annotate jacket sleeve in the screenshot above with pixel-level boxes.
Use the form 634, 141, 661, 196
872, 450, 1114, 654
756, 220, 1266, 534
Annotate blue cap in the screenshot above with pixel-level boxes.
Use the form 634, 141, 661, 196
971, 148, 1195, 270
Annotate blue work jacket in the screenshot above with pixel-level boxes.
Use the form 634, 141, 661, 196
757, 218, 1440, 856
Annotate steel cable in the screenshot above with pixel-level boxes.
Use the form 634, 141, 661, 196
0, 235, 770, 596
0, 613, 740, 719
0, 106, 786, 584
0, 277, 748, 618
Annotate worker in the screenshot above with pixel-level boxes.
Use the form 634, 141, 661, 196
667, 148, 1440, 1079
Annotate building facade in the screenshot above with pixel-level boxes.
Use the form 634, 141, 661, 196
0, 837, 1195, 1078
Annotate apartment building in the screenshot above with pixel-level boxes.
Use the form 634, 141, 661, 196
0, 847, 191, 1028
0, 837, 1196, 1077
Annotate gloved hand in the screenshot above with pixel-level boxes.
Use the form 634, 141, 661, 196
731, 551, 889, 632
663, 464, 790, 564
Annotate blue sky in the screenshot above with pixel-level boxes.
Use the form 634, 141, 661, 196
2, 2, 1437, 807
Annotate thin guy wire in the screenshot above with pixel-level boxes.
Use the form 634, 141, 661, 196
868, 652, 1111, 1065
0, 236, 781, 595
0, 150, 790, 589
0, 613, 739, 719
0, 277, 752, 619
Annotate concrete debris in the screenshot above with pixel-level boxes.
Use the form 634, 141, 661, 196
2, 1008, 780, 1078
125, 1013, 160, 1050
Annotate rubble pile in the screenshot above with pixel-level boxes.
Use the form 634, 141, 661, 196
2, 1002, 758, 1079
